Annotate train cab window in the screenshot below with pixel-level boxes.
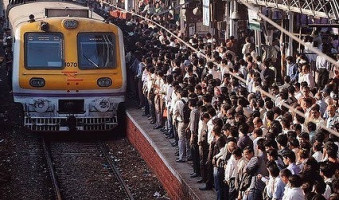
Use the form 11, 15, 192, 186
78, 33, 115, 69
25, 33, 63, 69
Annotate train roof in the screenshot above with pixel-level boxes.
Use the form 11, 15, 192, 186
8, 1, 103, 30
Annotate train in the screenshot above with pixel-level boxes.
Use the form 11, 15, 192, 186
5, 1, 126, 131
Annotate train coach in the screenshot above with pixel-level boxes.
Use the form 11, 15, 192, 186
6, 1, 126, 131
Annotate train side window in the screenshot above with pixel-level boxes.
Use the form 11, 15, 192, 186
25, 33, 63, 69
77, 32, 116, 69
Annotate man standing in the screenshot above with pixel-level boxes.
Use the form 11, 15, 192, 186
187, 99, 200, 177
285, 56, 299, 83
316, 50, 330, 89
174, 89, 189, 162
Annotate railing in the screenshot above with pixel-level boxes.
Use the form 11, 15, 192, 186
241, 0, 339, 20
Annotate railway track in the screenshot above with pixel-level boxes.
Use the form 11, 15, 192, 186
42, 138, 134, 200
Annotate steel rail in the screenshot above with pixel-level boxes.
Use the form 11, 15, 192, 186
42, 138, 63, 200
98, 142, 134, 200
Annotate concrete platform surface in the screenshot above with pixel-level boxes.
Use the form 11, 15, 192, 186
126, 107, 216, 200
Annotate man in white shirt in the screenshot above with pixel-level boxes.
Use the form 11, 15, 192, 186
242, 37, 252, 60
224, 147, 243, 199
165, 76, 174, 138
298, 64, 315, 89
174, 89, 189, 162
282, 175, 304, 200
326, 105, 339, 129
315, 51, 330, 89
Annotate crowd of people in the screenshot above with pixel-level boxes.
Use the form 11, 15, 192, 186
106, 1, 339, 200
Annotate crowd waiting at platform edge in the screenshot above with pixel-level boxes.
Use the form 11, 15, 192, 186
72, 1, 339, 200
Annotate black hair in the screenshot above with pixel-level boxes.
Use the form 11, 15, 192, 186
283, 150, 296, 163
280, 168, 292, 178
243, 146, 254, 154
289, 175, 303, 188
232, 148, 242, 157
320, 161, 336, 178
276, 134, 288, 147
267, 162, 280, 177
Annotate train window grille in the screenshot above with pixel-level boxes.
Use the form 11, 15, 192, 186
77, 32, 116, 69
24, 32, 64, 69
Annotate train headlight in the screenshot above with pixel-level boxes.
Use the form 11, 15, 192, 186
94, 98, 110, 112
97, 77, 112, 87
30, 78, 45, 87
34, 99, 49, 113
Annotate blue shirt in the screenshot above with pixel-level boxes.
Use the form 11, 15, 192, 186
273, 178, 285, 200
287, 163, 301, 175
287, 63, 298, 82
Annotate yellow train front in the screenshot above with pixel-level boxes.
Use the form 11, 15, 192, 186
8, 2, 126, 131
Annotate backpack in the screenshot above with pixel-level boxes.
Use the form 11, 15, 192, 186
181, 99, 190, 123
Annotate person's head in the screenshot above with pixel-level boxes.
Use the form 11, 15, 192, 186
253, 117, 263, 128
286, 56, 294, 64
304, 157, 320, 172
298, 148, 310, 160
302, 86, 311, 97
310, 104, 321, 119
299, 132, 310, 144
225, 125, 237, 138
188, 97, 197, 107
276, 134, 288, 149
280, 168, 292, 184
267, 148, 279, 161
302, 64, 311, 74
283, 150, 296, 165
266, 110, 274, 122
227, 138, 237, 153
232, 148, 243, 160
243, 146, 254, 160
313, 180, 326, 195
267, 162, 280, 178
302, 182, 313, 197
313, 142, 322, 152
239, 124, 249, 136
327, 105, 336, 118
212, 126, 222, 138
257, 138, 266, 152
289, 175, 303, 188
319, 161, 336, 179
264, 139, 278, 151
201, 112, 210, 123
207, 106, 216, 118
324, 141, 338, 160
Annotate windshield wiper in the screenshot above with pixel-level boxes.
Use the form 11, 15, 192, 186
83, 54, 100, 68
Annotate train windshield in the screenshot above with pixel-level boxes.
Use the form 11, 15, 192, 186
78, 33, 116, 69
25, 33, 63, 69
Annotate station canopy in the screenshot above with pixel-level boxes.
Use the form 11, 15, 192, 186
240, 0, 339, 20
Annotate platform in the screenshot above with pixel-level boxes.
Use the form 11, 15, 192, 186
126, 107, 216, 200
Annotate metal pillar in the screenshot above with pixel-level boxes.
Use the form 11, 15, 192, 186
230, 1, 239, 38
287, 11, 294, 56
255, 29, 261, 56
229, 0, 235, 37
125, 0, 133, 11
234, 1, 238, 39
224, 0, 230, 40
